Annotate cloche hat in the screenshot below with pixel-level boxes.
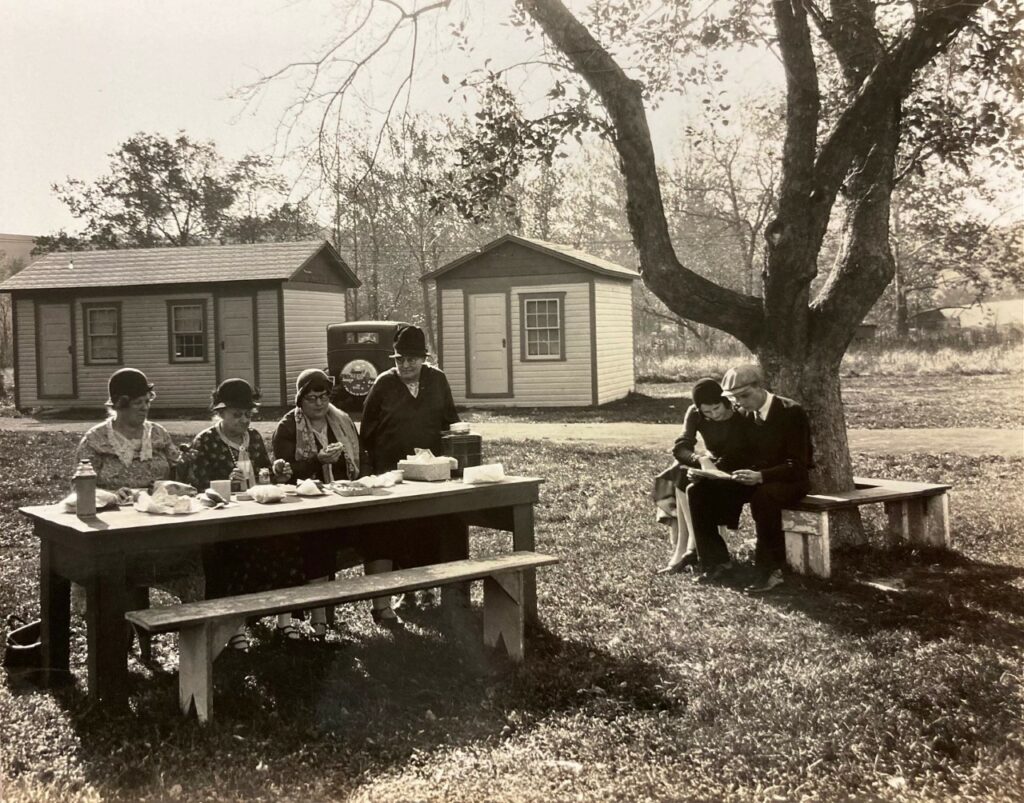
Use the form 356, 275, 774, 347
389, 325, 428, 359
108, 368, 153, 402
211, 378, 261, 410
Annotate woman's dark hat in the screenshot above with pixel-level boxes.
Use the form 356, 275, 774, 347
295, 368, 333, 405
108, 368, 153, 401
389, 325, 428, 358
691, 377, 725, 407
212, 378, 261, 410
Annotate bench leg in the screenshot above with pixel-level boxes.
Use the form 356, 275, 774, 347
483, 571, 525, 662
130, 587, 153, 663
923, 493, 951, 548
178, 617, 244, 724
885, 499, 925, 546
782, 510, 831, 579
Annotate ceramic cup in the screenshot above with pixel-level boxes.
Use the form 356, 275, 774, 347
210, 479, 233, 500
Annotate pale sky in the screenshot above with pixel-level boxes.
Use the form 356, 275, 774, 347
0, 0, 784, 237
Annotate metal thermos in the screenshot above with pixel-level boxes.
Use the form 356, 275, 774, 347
73, 459, 98, 518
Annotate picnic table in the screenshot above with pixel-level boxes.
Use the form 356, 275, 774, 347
19, 476, 543, 705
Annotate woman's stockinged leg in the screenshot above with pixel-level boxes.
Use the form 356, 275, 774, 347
656, 488, 699, 573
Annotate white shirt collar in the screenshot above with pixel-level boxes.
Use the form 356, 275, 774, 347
756, 392, 774, 421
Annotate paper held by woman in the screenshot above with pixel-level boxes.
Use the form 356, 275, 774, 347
691, 456, 736, 482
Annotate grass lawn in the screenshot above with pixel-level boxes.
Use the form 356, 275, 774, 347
1, 433, 1023, 801
462, 374, 1024, 429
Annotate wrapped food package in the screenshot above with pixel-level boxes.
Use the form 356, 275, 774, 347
397, 449, 454, 482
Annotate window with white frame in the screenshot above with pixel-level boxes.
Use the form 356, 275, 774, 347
169, 302, 206, 362
84, 304, 120, 364
522, 295, 564, 360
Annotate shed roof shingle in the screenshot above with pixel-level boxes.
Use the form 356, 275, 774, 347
422, 234, 641, 281
0, 240, 358, 291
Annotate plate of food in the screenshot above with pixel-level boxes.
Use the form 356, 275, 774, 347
330, 480, 374, 497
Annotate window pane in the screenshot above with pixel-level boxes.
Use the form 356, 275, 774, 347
523, 297, 561, 358
91, 335, 118, 361
88, 308, 117, 335
175, 333, 205, 359
173, 305, 203, 333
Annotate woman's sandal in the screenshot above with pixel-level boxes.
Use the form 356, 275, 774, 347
227, 633, 250, 652
275, 622, 302, 641
656, 551, 700, 575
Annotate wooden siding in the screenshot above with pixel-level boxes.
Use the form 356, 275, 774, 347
281, 287, 345, 403
255, 289, 283, 406
441, 283, 592, 407
17, 293, 219, 409
593, 279, 635, 404
439, 241, 590, 280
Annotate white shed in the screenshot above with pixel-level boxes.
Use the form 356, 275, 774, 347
423, 234, 639, 407
0, 240, 358, 411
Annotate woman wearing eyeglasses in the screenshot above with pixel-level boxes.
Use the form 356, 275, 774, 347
359, 325, 466, 614
188, 378, 302, 650
272, 368, 397, 630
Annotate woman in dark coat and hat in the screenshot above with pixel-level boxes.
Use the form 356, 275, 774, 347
359, 325, 466, 609
653, 377, 751, 574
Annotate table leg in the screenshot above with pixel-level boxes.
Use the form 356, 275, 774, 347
511, 504, 537, 625
40, 540, 71, 685
85, 553, 130, 705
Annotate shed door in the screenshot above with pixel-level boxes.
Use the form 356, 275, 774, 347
217, 295, 256, 385
467, 293, 508, 395
38, 302, 74, 397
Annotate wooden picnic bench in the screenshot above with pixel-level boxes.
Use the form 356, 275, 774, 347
782, 477, 951, 579
126, 551, 559, 723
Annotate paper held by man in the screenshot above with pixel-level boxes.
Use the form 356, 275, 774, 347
690, 455, 737, 482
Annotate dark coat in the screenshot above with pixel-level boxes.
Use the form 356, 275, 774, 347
744, 395, 814, 485
359, 365, 460, 473
672, 404, 750, 472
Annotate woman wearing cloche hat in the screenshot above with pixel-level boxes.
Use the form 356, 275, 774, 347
360, 325, 466, 609
272, 368, 399, 629
187, 378, 304, 649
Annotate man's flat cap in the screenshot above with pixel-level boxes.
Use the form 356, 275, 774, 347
721, 363, 764, 394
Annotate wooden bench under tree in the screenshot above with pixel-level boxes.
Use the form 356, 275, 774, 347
126, 552, 559, 723
782, 478, 951, 579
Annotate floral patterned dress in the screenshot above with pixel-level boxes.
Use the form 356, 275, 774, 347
75, 419, 201, 600
188, 424, 305, 599
74, 419, 181, 490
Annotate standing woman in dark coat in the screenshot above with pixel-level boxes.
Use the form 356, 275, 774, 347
653, 378, 750, 574
359, 325, 465, 604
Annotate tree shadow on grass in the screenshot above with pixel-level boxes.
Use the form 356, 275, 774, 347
36, 607, 676, 797
768, 546, 1024, 647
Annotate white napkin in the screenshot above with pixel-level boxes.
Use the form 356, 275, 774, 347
462, 463, 505, 484
133, 486, 202, 515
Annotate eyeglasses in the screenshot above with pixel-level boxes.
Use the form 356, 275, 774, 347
304, 391, 331, 404
129, 392, 156, 409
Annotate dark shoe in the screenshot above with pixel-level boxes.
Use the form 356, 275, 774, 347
275, 622, 302, 641
227, 632, 250, 652
371, 607, 401, 627
656, 552, 699, 575
696, 562, 734, 584
747, 569, 784, 593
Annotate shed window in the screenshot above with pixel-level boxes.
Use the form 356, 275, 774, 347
84, 305, 121, 365
522, 296, 564, 360
169, 302, 206, 362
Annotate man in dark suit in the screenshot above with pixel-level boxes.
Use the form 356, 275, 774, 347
687, 364, 813, 592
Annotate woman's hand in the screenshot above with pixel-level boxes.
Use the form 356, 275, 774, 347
317, 443, 344, 464
229, 466, 245, 481
272, 459, 292, 481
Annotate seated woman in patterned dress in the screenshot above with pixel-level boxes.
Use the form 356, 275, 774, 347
75, 368, 202, 602
272, 368, 398, 631
187, 378, 302, 650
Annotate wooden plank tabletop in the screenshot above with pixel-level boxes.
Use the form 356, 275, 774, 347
19, 476, 543, 535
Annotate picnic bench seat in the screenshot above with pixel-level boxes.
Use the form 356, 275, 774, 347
783, 477, 951, 579
126, 551, 559, 723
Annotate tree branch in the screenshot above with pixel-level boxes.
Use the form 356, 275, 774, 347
520, 0, 762, 346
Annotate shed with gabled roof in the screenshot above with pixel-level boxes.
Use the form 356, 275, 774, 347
422, 234, 639, 407
0, 240, 358, 411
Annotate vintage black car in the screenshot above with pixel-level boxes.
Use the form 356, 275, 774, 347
326, 320, 411, 410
